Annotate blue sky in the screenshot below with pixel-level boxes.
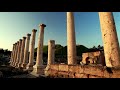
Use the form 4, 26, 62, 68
0, 12, 120, 51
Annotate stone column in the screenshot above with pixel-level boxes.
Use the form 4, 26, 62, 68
26, 29, 37, 71
99, 12, 120, 67
18, 37, 26, 68
11, 43, 17, 66
47, 40, 55, 65
45, 40, 55, 76
13, 41, 19, 67
15, 39, 22, 67
10, 43, 15, 66
67, 12, 77, 65
31, 24, 46, 76
22, 34, 31, 69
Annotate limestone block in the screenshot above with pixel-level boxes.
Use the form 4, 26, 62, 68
50, 64, 59, 71
68, 65, 79, 73
59, 64, 68, 72
83, 65, 104, 76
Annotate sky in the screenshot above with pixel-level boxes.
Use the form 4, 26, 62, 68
0, 12, 120, 51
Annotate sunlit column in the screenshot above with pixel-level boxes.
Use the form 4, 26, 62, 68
11, 43, 17, 66
31, 24, 46, 76
18, 37, 26, 68
47, 40, 55, 65
67, 12, 77, 65
13, 41, 19, 67
99, 12, 120, 67
26, 29, 37, 71
22, 34, 31, 69
15, 39, 22, 67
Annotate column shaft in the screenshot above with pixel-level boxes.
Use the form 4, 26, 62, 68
22, 34, 31, 69
27, 29, 37, 70
47, 40, 55, 65
67, 12, 77, 65
13, 41, 19, 67
15, 39, 22, 67
18, 37, 26, 67
99, 12, 120, 67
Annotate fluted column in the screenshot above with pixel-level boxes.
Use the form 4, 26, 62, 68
31, 24, 46, 76
18, 37, 26, 68
99, 12, 120, 67
22, 34, 31, 69
26, 29, 37, 71
67, 12, 77, 65
15, 39, 22, 67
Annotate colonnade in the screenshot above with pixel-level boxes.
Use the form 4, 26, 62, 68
10, 12, 120, 76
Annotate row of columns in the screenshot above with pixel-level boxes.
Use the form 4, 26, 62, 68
10, 24, 46, 76
10, 12, 120, 76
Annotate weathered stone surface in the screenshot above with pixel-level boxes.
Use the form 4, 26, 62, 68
83, 65, 104, 76
31, 24, 46, 76
58, 71, 68, 78
59, 64, 68, 72
99, 12, 120, 67
48, 40, 55, 65
67, 12, 77, 65
68, 65, 79, 73
111, 74, 120, 78
68, 72, 75, 78
50, 64, 59, 71
89, 75, 104, 78
78, 65, 84, 73
27, 29, 37, 70
50, 70, 58, 76
78, 73, 88, 78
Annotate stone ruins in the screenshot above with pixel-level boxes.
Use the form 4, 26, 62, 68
9, 12, 120, 78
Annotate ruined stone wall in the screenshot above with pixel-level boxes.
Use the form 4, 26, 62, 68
82, 51, 105, 65
45, 64, 120, 78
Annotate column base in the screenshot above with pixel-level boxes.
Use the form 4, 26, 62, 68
14, 62, 19, 67
44, 65, 51, 76
22, 63, 27, 69
17, 63, 22, 68
26, 64, 34, 71
30, 65, 46, 77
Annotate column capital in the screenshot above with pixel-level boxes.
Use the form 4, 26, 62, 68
32, 29, 37, 32
23, 37, 26, 39
49, 40, 55, 43
27, 33, 31, 36
19, 39, 22, 41
39, 24, 46, 27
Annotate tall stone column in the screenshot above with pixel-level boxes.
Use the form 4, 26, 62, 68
10, 43, 15, 66
11, 43, 17, 66
45, 40, 55, 76
99, 12, 120, 67
22, 34, 31, 69
26, 29, 37, 71
67, 12, 77, 65
15, 39, 22, 67
18, 37, 26, 68
47, 40, 55, 65
13, 41, 19, 67
31, 24, 46, 76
